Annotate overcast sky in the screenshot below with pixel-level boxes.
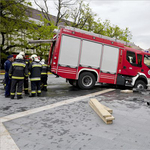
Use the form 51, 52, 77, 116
29, 0, 150, 50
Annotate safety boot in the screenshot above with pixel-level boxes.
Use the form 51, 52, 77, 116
25, 90, 29, 95
10, 96, 14, 99
29, 94, 36, 97
17, 95, 23, 99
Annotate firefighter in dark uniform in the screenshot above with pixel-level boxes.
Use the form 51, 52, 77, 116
19, 51, 30, 94
40, 59, 49, 91
9, 54, 28, 99
4, 55, 14, 98
28, 54, 42, 97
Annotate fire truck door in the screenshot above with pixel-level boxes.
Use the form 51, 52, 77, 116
99, 45, 119, 84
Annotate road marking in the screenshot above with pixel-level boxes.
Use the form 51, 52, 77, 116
0, 88, 115, 150
0, 122, 20, 150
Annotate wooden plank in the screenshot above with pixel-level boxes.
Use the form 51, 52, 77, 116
89, 101, 114, 124
121, 90, 133, 93
105, 116, 115, 121
90, 98, 113, 114
89, 102, 113, 124
89, 101, 114, 120
90, 99, 111, 117
89, 101, 112, 124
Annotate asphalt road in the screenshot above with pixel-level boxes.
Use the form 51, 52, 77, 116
0, 74, 150, 150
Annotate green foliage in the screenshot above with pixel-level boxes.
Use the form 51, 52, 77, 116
68, 1, 132, 42
0, 0, 56, 60
0, 0, 132, 62
0, 0, 31, 58
102, 20, 132, 42
27, 15, 56, 56
69, 1, 97, 30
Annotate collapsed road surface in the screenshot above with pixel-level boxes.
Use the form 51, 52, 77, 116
0, 74, 150, 150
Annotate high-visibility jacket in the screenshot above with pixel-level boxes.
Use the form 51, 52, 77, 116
28, 61, 42, 81
9, 59, 28, 80
24, 59, 30, 68
41, 64, 49, 76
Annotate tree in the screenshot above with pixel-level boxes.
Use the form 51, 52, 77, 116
67, 1, 96, 31
0, 0, 56, 64
33, 0, 132, 43
27, 15, 56, 57
92, 19, 106, 35
67, 1, 132, 42
0, 0, 32, 59
102, 20, 132, 42
34, 0, 78, 26
34, 0, 52, 24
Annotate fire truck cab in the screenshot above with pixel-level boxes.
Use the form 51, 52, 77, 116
48, 26, 150, 90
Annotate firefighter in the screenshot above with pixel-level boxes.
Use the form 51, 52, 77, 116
4, 55, 14, 98
28, 54, 42, 97
9, 54, 28, 99
19, 51, 30, 94
40, 59, 49, 91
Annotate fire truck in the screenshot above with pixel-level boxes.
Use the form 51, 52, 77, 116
46, 26, 150, 90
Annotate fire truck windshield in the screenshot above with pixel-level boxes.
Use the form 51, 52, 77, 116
144, 55, 150, 68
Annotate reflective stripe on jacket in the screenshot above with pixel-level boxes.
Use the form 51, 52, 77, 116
41, 64, 48, 76
9, 59, 28, 80
29, 61, 42, 81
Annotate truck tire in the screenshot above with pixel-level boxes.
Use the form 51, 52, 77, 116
78, 72, 96, 90
134, 80, 147, 90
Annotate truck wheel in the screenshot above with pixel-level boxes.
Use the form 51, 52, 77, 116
78, 72, 96, 90
134, 80, 147, 90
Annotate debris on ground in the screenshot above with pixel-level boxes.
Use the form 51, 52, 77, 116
147, 102, 150, 105
120, 90, 133, 93
89, 98, 115, 124
133, 88, 150, 95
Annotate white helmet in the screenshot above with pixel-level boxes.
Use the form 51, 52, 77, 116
30, 54, 40, 62
19, 51, 25, 57
30, 54, 37, 60
40, 59, 45, 64
16, 54, 23, 60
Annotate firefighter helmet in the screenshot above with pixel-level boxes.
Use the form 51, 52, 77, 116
16, 54, 23, 60
19, 51, 25, 57
30, 54, 37, 60
40, 59, 45, 64
30, 54, 40, 62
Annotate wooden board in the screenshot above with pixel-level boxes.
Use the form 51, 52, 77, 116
89, 99, 115, 124
89, 101, 112, 124
121, 90, 133, 93
90, 99, 111, 117
90, 98, 113, 114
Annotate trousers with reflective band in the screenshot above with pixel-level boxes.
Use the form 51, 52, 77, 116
31, 81, 41, 94
10, 79, 24, 96
12, 76, 24, 79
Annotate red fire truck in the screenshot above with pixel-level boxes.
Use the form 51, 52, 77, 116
47, 26, 150, 90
